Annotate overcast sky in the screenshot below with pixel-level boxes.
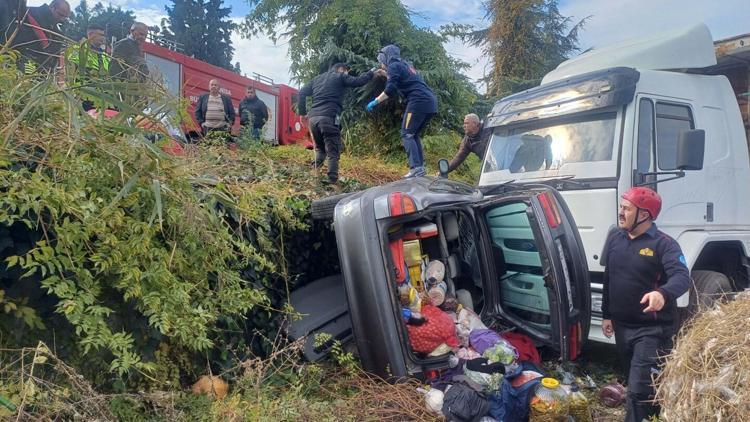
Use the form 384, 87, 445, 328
29, 0, 750, 92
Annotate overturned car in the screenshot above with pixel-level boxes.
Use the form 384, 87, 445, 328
290, 174, 591, 380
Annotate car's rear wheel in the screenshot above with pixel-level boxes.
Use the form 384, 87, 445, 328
311, 192, 353, 220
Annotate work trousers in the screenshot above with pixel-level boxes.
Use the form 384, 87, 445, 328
400, 110, 435, 169
613, 323, 674, 422
309, 115, 341, 182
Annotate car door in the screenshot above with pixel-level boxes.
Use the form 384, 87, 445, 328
474, 187, 590, 360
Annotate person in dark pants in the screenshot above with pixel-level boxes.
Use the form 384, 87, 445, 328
195, 79, 235, 137
601, 187, 690, 422
445, 113, 492, 174
366, 44, 438, 178
239, 86, 269, 141
297, 63, 378, 184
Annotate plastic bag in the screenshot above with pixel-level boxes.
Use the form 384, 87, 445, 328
482, 339, 518, 365
456, 308, 487, 346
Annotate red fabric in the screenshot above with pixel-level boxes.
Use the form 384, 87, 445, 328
502, 332, 540, 365
25, 14, 50, 48
406, 304, 459, 354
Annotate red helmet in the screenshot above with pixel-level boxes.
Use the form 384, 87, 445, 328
621, 187, 662, 220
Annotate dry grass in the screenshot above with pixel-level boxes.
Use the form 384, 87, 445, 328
325, 371, 435, 421
655, 291, 750, 421
0, 342, 115, 421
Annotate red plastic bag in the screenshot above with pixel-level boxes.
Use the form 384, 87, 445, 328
406, 304, 459, 354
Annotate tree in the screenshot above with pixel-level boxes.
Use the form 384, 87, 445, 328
448, 0, 586, 98
243, 0, 477, 144
62, 1, 136, 44
161, 0, 236, 71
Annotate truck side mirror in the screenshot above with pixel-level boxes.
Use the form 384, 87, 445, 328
438, 159, 449, 178
676, 129, 705, 171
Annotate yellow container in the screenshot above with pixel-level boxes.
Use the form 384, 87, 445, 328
403, 240, 422, 266
409, 265, 424, 290
530, 378, 569, 422
568, 384, 592, 422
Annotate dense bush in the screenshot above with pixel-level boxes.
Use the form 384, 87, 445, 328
0, 52, 351, 389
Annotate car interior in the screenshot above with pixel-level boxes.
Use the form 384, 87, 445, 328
384, 201, 553, 358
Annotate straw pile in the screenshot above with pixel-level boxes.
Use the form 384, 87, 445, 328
655, 291, 750, 421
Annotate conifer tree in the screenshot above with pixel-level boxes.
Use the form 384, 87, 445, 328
162, 0, 236, 71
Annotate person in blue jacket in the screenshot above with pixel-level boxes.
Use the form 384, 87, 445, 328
601, 187, 690, 422
366, 45, 438, 178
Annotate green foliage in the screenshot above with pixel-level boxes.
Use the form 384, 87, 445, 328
243, 0, 478, 156
0, 289, 44, 330
0, 52, 315, 382
108, 396, 150, 421
445, 0, 587, 98
62, 1, 137, 43
161, 0, 237, 71
313, 333, 359, 374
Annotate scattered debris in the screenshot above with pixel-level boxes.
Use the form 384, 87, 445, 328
598, 382, 626, 407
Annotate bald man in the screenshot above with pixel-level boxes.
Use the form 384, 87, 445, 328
195, 79, 235, 136
110, 22, 149, 81
446, 113, 492, 173
10, 0, 70, 72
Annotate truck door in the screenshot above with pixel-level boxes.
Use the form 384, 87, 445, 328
475, 188, 590, 360
633, 96, 705, 228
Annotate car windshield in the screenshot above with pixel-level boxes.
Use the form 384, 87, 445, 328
481, 112, 619, 184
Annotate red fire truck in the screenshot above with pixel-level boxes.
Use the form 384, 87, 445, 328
141, 42, 311, 146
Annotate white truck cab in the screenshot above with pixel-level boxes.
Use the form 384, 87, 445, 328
478, 24, 750, 343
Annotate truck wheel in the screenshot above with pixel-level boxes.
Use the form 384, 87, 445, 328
311, 192, 353, 220
689, 270, 732, 312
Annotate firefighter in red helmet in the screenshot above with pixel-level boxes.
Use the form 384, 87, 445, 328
601, 186, 690, 422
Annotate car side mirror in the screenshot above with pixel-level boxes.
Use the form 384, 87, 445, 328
676, 129, 705, 171
438, 159, 449, 178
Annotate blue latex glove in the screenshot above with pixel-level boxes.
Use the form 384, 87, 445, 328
366, 99, 379, 112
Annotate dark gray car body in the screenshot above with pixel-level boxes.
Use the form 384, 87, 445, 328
328, 177, 591, 379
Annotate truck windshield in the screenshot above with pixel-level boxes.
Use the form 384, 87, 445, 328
481, 112, 618, 183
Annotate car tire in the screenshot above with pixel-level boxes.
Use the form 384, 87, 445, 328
688, 270, 732, 313
311, 192, 353, 220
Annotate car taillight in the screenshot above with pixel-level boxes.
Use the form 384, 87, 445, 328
569, 322, 581, 360
388, 192, 417, 217
537, 191, 561, 228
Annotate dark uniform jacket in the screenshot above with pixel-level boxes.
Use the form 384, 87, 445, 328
239, 96, 268, 129
380, 45, 437, 114
447, 125, 492, 172
297, 69, 374, 119
194, 93, 235, 126
110, 36, 148, 81
601, 224, 690, 327
10, 3, 65, 71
